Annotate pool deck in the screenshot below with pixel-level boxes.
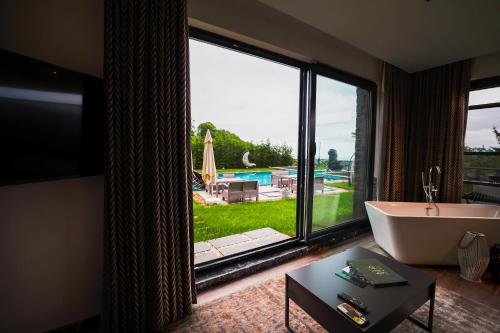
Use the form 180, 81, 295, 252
194, 184, 346, 205
194, 227, 291, 264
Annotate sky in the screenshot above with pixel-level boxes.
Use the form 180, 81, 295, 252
466, 88, 500, 149
189, 39, 358, 160
315, 76, 358, 161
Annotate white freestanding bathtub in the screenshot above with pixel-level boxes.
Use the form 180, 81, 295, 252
365, 201, 500, 265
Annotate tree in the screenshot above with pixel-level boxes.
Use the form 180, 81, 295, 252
327, 149, 342, 171
197, 122, 217, 138
493, 127, 500, 146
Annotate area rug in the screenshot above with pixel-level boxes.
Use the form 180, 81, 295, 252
168, 277, 500, 332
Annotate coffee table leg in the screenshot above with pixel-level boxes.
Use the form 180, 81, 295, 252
285, 276, 290, 329
408, 282, 435, 332
428, 283, 435, 331
285, 276, 298, 333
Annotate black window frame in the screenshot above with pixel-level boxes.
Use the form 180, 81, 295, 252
464, 75, 500, 188
304, 64, 377, 243
189, 27, 377, 273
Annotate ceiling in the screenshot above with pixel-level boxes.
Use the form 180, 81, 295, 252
258, 0, 500, 73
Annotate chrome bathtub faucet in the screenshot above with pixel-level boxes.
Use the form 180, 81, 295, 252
422, 166, 441, 216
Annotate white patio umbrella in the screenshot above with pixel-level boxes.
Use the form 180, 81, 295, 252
202, 129, 217, 186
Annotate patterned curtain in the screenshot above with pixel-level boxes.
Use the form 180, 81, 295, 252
380, 61, 471, 203
104, 0, 195, 332
379, 63, 411, 201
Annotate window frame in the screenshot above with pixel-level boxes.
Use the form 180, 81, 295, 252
464, 75, 500, 187
304, 64, 377, 242
189, 27, 377, 273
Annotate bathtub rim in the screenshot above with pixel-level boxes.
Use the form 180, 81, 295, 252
365, 201, 500, 220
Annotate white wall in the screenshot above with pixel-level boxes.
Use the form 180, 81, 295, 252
472, 51, 500, 80
0, 1, 104, 332
0, 177, 104, 332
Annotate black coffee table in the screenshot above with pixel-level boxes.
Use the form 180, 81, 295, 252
285, 247, 436, 333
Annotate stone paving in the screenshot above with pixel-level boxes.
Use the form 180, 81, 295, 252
194, 227, 291, 264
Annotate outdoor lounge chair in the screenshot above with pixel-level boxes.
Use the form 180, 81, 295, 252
271, 174, 282, 187
242, 180, 259, 202
291, 176, 324, 193
222, 181, 244, 203
271, 173, 291, 188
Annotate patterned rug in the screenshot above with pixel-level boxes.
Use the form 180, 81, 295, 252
169, 277, 500, 332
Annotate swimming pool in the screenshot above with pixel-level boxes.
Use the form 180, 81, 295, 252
218, 171, 272, 185
287, 169, 341, 181
218, 169, 341, 185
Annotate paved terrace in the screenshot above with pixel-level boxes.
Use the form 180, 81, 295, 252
194, 227, 291, 264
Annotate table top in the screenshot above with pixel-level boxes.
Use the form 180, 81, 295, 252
286, 247, 435, 329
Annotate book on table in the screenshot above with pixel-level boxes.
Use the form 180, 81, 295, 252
335, 266, 368, 288
347, 258, 408, 287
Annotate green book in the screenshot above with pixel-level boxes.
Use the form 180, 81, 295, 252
347, 258, 408, 287
335, 266, 368, 288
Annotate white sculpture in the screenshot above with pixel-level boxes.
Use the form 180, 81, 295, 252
242, 151, 256, 167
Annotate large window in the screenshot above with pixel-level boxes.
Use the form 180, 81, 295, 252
189, 29, 376, 268
463, 78, 500, 201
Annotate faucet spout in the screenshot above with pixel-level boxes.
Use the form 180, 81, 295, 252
422, 166, 441, 216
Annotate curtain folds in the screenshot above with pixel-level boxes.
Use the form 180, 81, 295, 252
380, 61, 471, 203
104, 0, 195, 332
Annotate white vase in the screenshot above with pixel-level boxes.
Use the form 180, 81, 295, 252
458, 231, 490, 282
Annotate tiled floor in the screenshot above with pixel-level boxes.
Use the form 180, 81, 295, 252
194, 227, 291, 264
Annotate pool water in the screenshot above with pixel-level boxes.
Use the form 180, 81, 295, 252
218, 169, 341, 186
287, 169, 341, 181
218, 171, 272, 185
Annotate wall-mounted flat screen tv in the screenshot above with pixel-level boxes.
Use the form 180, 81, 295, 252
0, 49, 104, 185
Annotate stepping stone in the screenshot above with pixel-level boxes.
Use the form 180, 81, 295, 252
254, 233, 291, 246
194, 250, 222, 264
217, 241, 261, 256
208, 234, 251, 248
243, 227, 278, 239
194, 242, 211, 254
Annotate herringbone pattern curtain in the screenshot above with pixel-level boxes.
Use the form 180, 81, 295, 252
380, 63, 411, 201
380, 61, 471, 203
104, 0, 195, 332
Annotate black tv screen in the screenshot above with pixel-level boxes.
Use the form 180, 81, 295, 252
0, 49, 104, 185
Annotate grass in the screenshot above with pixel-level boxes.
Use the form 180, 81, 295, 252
312, 192, 353, 230
193, 192, 353, 242
325, 181, 353, 191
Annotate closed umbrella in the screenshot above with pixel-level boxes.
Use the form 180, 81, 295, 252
202, 129, 217, 186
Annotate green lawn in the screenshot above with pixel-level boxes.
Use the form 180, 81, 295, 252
325, 181, 353, 191
312, 192, 353, 230
193, 192, 353, 242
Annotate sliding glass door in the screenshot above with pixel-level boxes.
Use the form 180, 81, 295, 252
189, 28, 376, 269
305, 66, 375, 240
